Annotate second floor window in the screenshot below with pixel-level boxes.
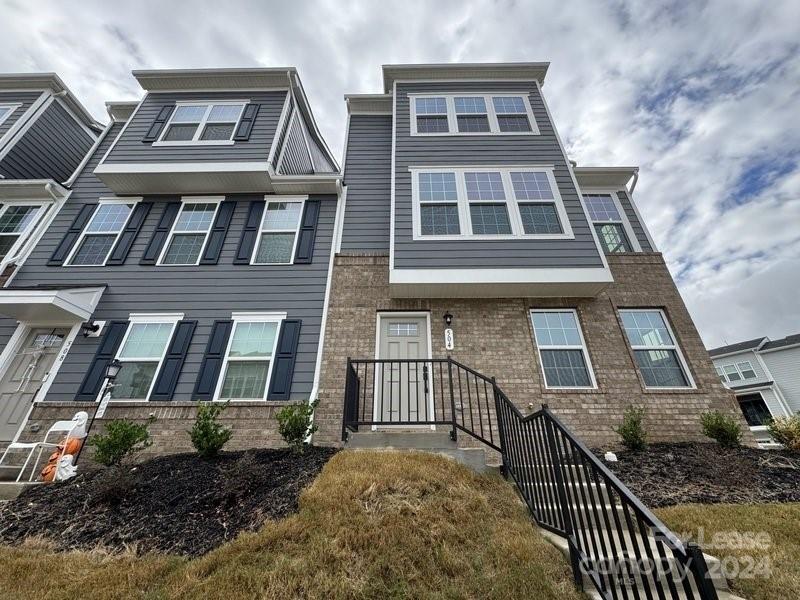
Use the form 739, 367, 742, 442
159, 201, 219, 265
68, 202, 133, 266
717, 361, 757, 383
253, 200, 303, 264
583, 194, 633, 253
159, 102, 245, 144
0, 204, 44, 262
411, 94, 538, 135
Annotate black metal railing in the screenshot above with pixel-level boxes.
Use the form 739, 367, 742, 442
495, 393, 719, 600
342, 358, 500, 451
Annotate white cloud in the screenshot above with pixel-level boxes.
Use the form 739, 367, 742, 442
1, 0, 797, 348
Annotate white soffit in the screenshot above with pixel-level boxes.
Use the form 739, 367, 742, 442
132, 68, 294, 92
0, 286, 105, 323
382, 62, 550, 93
574, 167, 638, 190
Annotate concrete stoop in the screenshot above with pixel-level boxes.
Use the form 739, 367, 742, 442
344, 431, 488, 473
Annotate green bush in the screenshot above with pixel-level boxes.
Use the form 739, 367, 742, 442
700, 411, 742, 448
276, 400, 319, 453
88, 417, 154, 467
189, 401, 233, 458
767, 415, 800, 452
614, 406, 648, 451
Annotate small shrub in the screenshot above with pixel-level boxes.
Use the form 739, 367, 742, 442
614, 406, 648, 451
189, 401, 233, 458
767, 415, 800, 452
88, 417, 154, 467
700, 411, 742, 448
276, 400, 319, 453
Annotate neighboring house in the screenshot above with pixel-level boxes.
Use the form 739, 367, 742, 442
0, 73, 103, 284
314, 62, 748, 448
710, 334, 800, 446
0, 68, 340, 452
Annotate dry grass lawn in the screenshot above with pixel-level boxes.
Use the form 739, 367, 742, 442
656, 503, 800, 600
0, 450, 582, 600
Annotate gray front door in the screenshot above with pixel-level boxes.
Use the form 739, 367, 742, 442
0, 328, 68, 442
377, 316, 430, 423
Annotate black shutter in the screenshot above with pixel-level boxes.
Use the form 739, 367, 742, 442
47, 204, 96, 266
150, 320, 196, 401
140, 202, 180, 265
106, 202, 152, 265
267, 320, 302, 400
193, 320, 233, 401
142, 105, 175, 142
233, 200, 264, 264
233, 103, 260, 141
75, 321, 128, 401
293, 199, 320, 264
199, 200, 235, 265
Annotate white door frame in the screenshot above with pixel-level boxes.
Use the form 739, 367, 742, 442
373, 311, 435, 430
0, 321, 82, 443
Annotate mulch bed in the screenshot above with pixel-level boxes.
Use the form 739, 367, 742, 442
605, 442, 800, 507
0, 446, 337, 556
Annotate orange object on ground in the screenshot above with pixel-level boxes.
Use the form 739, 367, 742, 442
39, 436, 84, 482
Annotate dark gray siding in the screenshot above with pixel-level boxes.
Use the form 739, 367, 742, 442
279, 113, 314, 174
341, 115, 392, 252
393, 81, 605, 269
615, 189, 653, 252
0, 100, 95, 182
7, 122, 337, 402
103, 91, 286, 164
0, 91, 41, 141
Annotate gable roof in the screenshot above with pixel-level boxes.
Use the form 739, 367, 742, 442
761, 333, 800, 352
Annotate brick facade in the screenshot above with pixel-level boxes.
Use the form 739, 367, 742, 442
314, 252, 753, 449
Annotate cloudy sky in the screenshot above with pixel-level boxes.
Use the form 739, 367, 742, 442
1, 0, 798, 348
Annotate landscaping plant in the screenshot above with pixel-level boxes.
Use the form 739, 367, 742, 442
276, 399, 319, 453
189, 401, 233, 458
767, 415, 800, 451
700, 411, 742, 448
88, 417, 154, 467
614, 405, 648, 451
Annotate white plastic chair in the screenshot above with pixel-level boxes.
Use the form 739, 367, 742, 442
0, 411, 88, 482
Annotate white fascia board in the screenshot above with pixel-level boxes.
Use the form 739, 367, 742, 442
0, 179, 69, 201
574, 167, 639, 189
94, 161, 271, 175
132, 68, 294, 92
0, 286, 105, 323
382, 62, 550, 93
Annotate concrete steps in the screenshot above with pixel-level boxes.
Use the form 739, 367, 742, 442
345, 431, 488, 473
0, 481, 42, 500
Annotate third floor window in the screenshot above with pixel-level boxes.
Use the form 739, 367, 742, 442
157, 102, 246, 145
410, 94, 539, 136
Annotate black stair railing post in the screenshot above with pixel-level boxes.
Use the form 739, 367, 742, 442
342, 358, 353, 441
491, 378, 507, 477
686, 542, 719, 600
447, 357, 457, 441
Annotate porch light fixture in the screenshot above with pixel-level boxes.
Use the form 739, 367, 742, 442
443, 312, 453, 327
105, 358, 123, 382
80, 321, 100, 337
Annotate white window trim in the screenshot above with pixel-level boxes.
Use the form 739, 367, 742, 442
103, 312, 184, 402
213, 311, 287, 402
0, 103, 22, 128
410, 165, 574, 240
718, 360, 757, 383
581, 189, 642, 252
157, 197, 223, 266
409, 93, 539, 136
153, 100, 248, 146
529, 308, 597, 390
251, 195, 307, 265
65, 197, 141, 267
620, 309, 696, 389
0, 201, 49, 268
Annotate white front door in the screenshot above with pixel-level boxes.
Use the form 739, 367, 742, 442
0, 328, 69, 442
376, 315, 431, 423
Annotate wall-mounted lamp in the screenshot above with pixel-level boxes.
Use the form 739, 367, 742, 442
80, 321, 100, 337
443, 312, 453, 327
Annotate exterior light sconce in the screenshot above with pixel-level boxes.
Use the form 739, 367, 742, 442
443, 312, 453, 327
80, 321, 100, 337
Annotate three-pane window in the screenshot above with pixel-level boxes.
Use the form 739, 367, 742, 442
583, 194, 634, 253
531, 310, 595, 388
110, 319, 178, 401
160, 201, 219, 265
717, 361, 757, 383
253, 200, 303, 264
619, 310, 692, 388
159, 102, 245, 144
217, 317, 281, 400
68, 202, 133, 266
413, 167, 570, 239
0, 204, 43, 262
411, 94, 537, 135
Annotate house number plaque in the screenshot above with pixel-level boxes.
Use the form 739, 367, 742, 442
444, 328, 455, 351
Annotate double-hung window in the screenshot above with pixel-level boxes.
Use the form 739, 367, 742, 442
68, 201, 135, 266
158, 102, 246, 144
619, 309, 693, 388
216, 313, 284, 401
0, 204, 45, 262
411, 94, 538, 135
0, 103, 21, 127
412, 167, 572, 239
530, 309, 595, 388
717, 361, 757, 383
110, 315, 181, 401
583, 194, 635, 253
159, 200, 220, 265
252, 199, 304, 264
